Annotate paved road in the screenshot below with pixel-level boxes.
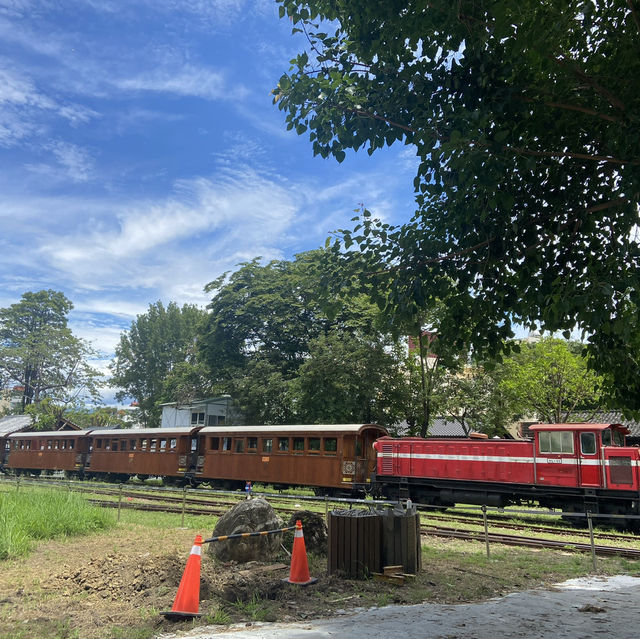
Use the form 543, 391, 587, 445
158, 576, 640, 639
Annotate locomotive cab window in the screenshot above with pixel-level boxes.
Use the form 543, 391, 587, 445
539, 431, 574, 454
580, 432, 597, 455
603, 429, 625, 446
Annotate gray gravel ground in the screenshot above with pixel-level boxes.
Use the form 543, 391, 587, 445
157, 576, 640, 639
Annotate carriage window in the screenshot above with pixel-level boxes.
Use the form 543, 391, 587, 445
96, 439, 102, 449
580, 432, 596, 455
354, 440, 361, 456
325, 438, 338, 454
26, 441, 31, 450
234, 438, 244, 453
263, 438, 273, 453
54, 440, 59, 449
141, 438, 148, 450
278, 438, 289, 452
169, 438, 177, 450
61, 440, 66, 450
293, 437, 304, 452
247, 437, 257, 451
40, 441, 45, 450
149, 439, 157, 452
69, 440, 75, 450
47, 440, 53, 450
210, 437, 220, 450
111, 440, 119, 452
309, 438, 320, 452
130, 439, 136, 451
121, 440, 127, 450
159, 439, 167, 452
222, 437, 232, 451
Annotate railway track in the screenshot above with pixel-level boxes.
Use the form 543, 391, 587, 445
421, 524, 640, 558
6, 475, 640, 558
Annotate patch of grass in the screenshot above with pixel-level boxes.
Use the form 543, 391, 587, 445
232, 593, 278, 622
0, 488, 114, 560
203, 607, 232, 625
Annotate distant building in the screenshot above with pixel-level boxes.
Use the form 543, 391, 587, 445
160, 396, 239, 428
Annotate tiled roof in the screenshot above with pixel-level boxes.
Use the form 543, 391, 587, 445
568, 411, 640, 437
394, 418, 467, 437
0, 415, 32, 435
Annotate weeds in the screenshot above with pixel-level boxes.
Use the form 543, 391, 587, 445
0, 488, 114, 560
232, 593, 277, 622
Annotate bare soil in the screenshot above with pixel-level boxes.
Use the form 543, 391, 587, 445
0, 524, 638, 639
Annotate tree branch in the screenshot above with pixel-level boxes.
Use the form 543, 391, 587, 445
627, 0, 640, 35
551, 55, 627, 113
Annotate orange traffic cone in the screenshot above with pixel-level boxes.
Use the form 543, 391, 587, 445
284, 520, 317, 585
161, 534, 203, 620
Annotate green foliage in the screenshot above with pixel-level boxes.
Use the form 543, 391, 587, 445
0, 290, 102, 414
0, 488, 114, 560
110, 301, 207, 427
199, 250, 407, 425
441, 363, 517, 436
498, 337, 603, 423
293, 332, 408, 427
65, 406, 130, 429
274, 0, 640, 411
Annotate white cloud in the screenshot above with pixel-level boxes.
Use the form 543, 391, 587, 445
115, 65, 248, 102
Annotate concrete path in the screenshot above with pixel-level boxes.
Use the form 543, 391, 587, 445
158, 576, 640, 639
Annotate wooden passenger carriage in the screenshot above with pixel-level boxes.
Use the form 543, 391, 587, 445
196, 424, 387, 494
85, 427, 198, 481
7, 430, 93, 476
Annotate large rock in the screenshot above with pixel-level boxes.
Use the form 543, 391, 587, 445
209, 498, 284, 563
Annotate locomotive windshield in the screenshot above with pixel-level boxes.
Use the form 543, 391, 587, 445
602, 429, 625, 446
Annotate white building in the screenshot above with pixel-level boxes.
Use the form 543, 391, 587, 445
159, 396, 237, 428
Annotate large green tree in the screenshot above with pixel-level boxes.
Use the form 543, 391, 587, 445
0, 290, 101, 416
199, 250, 407, 425
110, 301, 207, 427
275, 0, 640, 410
498, 337, 603, 424
293, 332, 408, 427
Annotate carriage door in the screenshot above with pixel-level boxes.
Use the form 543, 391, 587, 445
578, 431, 601, 487
188, 436, 199, 473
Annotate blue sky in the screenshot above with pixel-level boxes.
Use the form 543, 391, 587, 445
0, 0, 419, 403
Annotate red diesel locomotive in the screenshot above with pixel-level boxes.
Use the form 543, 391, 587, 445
374, 422, 638, 522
